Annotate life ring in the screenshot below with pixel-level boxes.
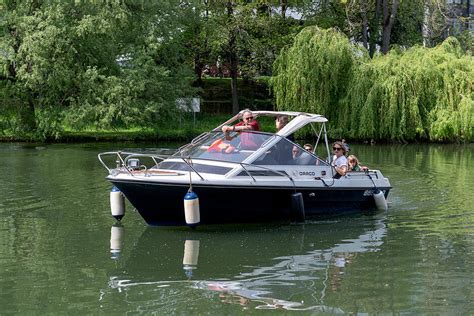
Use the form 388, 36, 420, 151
207, 139, 235, 153
208, 139, 223, 152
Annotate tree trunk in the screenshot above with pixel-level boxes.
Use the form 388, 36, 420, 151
229, 37, 239, 114
194, 54, 203, 86
193, 24, 204, 86
381, 0, 399, 55
360, 0, 369, 50
204, 0, 209, 17
422, 3, 431, 47
18, 95, 37, 133
7, 26, 19, 80
226, 1, 239, 114
369, 0, 382, 58
465, 0, 470, 30
280, 0, 287, 19
8, 25, 36, 131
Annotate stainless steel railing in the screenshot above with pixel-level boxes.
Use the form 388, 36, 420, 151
97, 151, 296, 187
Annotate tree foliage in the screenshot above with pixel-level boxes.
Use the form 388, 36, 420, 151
272, 26, 474, 142
0, 1, 195, 139
343, 37, 473, 142
271, 26, 361, 123
0, 1, 472, 142
181, 0, 303, 114
304, 0, 402, 57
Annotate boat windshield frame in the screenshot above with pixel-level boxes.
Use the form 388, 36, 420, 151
211, 111, 332, 162
171, 130, 328, 168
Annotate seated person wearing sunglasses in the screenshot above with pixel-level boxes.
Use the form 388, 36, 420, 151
331, 141, 348, 178
222, 110, 260, 150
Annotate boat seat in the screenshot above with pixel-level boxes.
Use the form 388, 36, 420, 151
294, 153, 314, 165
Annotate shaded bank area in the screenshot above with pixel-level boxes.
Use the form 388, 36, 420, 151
0, 127, 206, 143
0, 109, 472, 144
196, 78, 273, 114
1, 129, 472, 144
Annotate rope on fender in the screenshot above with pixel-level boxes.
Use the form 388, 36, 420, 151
188, 156, 193, 192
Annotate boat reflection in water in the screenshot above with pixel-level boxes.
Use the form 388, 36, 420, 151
104, 217, 386, 312
109, 224, 124, 260
182, 239, 200, 278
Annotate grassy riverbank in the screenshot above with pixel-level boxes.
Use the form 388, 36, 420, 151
1, 113, 471, 144
0, 114, 278, 143
0, 117, 219, 143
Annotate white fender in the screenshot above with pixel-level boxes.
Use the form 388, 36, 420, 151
183, 191, 200, 226
110, 187, 125, 221
373, 190, 388, 211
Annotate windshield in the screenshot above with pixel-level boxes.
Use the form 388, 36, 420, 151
253, 137, 328, 166
171, 131, 328, 166
173, 131, 274, 163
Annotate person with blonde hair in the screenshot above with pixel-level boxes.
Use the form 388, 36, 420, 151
348, 155, 361, 171
348, 155, 368, 171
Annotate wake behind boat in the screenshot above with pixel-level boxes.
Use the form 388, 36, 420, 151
98, 111, 391, 226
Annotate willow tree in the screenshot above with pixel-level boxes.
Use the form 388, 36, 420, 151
341, 37, 473, 142
271, 26, 363, 128
272, 25, 473, 142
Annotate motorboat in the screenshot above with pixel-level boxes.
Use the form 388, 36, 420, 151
98, 111, 391, 226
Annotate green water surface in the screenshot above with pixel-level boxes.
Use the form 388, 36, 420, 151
0, 143, 473, 314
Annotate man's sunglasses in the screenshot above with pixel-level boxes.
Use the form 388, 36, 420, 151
244, 116, 253, 120
333, 147, 342, 151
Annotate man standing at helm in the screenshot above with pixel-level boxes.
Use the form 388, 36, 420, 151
222, 110, 260, 149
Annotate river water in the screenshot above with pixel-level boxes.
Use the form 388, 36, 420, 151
0, 142, 472, 314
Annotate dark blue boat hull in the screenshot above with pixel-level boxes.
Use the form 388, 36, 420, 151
111, 180, 390, 226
